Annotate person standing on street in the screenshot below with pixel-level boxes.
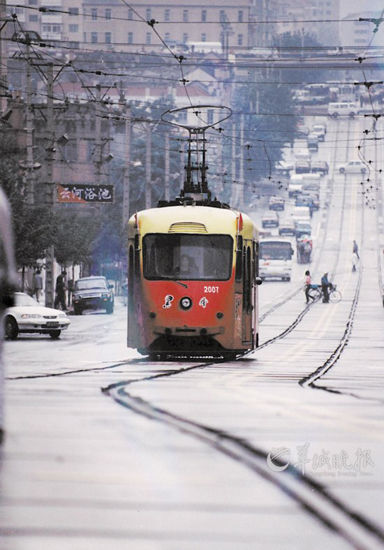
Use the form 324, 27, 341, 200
353, 240, 359, 260
304, 270, 314, 304
0, 187, 17, 444
32, 268, 43, 302
54, 270, 67, 310
352, 252, 359, 272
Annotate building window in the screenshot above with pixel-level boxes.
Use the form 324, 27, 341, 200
105, 9, 111, 20
91, 8, 97, 21
165, 32, 170, 41
238, 10, 243, 22
128, 8, 133, 20
29, 0, 37, 4
146, 32, 151, 44
69, 24, 78, 32
183, 10, 188, 22
146, 8, 151, 20
201, 33, 206, 42
128, 32, 133, 44
69, 7, 79, 15
105, 32, 111, 44
202, 9, 207, 22
91, 32, 98, 43
219, 10, 226, 22
29, 14, 38, 22
164, 9, 170, 21
238, 34, 243, 46
183, 33, 188, 43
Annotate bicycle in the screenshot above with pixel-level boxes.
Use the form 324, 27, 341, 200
306, 283, 342, 303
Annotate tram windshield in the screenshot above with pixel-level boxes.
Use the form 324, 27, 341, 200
143, 234, 233, 280
260, 241, 293, 261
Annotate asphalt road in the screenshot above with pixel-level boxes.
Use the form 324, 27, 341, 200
1, 115, 384, 550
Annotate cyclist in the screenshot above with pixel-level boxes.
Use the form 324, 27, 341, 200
321, 272, 332, 303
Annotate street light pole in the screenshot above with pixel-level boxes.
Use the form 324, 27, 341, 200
122, 103, 131, 226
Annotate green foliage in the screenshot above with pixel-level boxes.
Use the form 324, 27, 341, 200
0, 132, 56, 267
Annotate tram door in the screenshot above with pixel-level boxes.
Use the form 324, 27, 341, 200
242, 242, 253, 344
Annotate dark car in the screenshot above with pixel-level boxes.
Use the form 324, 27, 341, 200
72, 276, 114, 315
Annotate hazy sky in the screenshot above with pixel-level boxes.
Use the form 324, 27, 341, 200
339, 0, 384, 17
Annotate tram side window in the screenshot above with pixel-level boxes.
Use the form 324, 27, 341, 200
253, 241, 259, 280
128, 245, 134, 307
134, 235, 140, 280
235, 236, 243, 281
243, 246, 252, 311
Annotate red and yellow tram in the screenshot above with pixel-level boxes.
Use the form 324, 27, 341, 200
127, 204, 261, 359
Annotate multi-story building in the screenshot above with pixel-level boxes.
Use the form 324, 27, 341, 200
6, 0, 274, 54
274, 0, 340, 46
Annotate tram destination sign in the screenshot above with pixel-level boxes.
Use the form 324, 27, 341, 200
57, 184, 114, 203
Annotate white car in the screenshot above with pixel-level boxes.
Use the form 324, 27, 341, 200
4, 292, 70, 339
339, 160, 367, 174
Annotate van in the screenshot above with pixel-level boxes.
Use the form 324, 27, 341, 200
328, 102, 359, 118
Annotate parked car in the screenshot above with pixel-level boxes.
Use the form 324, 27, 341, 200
261, 211, 279, 228
339, 160, 367, 174
4, 292, 70, 339
311, 124, 326, 141
311, 160, 329, 175
72, 276, 114, 315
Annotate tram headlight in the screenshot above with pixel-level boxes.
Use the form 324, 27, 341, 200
180, 296, 192, 310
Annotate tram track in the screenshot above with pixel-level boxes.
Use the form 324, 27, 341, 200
257, 117, 350, 348
102, 365, 384, 550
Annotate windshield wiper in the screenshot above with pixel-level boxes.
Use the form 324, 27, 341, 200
159, 276, 188, 288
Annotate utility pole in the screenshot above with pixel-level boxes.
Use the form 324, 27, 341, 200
45, 63, 55, 306
239, 114, 244, 209
25, 39, 35, 205
145, 122, 151, 209
164, 130, 170, 201
122, 98, 131, 226
0, 1, 9, 115
94, 84, 102, 187
231, 121, 237, 206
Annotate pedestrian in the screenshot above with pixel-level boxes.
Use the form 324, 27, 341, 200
54, 270, 67, 310
353, 240, 359, 260
304, 270, 314, 304
352, 252, 359, 272
0, 186, 17, 444
67, 278, 74, 308
32, 268, 43, 302
321, 272, 330, 303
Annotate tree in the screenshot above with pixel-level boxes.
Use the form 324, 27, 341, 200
0, 132, 56, 269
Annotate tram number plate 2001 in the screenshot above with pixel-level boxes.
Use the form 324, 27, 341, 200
204, 286, 219, 293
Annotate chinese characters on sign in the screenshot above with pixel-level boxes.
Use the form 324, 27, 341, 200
57, 184, 114, 203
